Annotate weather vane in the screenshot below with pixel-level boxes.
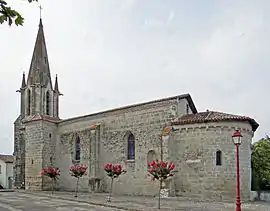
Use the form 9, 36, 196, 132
39, 5, 43, 19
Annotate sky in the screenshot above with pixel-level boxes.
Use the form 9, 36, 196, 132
1, 0, 269, 154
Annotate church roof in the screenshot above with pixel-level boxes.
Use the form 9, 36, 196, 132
60, 94, 197, 123
21, 72, 26, 88
0, 155, 14, 163
27, 19, 52, 88
172, 110, 259, 132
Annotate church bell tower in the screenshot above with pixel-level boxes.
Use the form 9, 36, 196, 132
14, 18, 63, 190
18, 18, 62, 119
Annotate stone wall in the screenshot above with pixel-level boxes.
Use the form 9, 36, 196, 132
0, 160, 6, 188
41, 121, 58, 190
171, 121, 253, 201
23, 119, 57, 190
56, 128, 92, 192
24, 121, 43, 190
13, 116, 26, 188
250, 191, 270, 202
56, 97, 191, 195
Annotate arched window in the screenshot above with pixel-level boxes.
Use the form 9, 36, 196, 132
27, 89, 31, 115
216, 150, 222, 166
127, 133, 135, 160
75, 136, 81, 161
46, 91, 50, 115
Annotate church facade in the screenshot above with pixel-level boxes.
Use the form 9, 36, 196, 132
13, 19, 259, 201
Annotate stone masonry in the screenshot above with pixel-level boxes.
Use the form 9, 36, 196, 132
56, 95, 193, 195
13, 18, 259, 201
171, 121, 253, 201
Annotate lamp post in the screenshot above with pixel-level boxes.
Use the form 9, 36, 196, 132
232, 130, 242, 211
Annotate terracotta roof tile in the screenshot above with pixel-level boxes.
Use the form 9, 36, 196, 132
172, 111, 259, 132
0, 155, 14, 163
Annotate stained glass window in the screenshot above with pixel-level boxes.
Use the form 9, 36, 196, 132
75, 136, 81, 161
127, 134, 135, 160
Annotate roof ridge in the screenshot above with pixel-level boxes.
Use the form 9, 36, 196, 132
60, 93, 197, 123
205, 110, 213, 120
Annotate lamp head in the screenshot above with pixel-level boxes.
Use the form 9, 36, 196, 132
232, 130, 242, 145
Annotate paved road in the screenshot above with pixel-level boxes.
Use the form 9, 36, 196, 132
0, 192, 122, 211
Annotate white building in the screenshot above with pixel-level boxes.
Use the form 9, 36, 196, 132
0, 155, 14, 189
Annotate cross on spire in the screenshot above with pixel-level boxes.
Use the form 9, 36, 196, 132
39, 5, 43, 19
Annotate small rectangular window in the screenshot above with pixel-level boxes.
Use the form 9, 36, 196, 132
0, 165, 2, 174
216, 150, 222, 166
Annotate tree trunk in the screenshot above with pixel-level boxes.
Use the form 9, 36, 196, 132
108, 178, 114, 202
75, 177, 80, 197
51, 178, 55, 195
158, 179, 162, 209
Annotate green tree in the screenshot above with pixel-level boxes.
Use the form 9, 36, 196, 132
0, 0, 38, 26
251, 136, 270, 192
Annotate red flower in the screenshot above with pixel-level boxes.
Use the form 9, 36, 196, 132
147, 160, 175, 181
169, 163, 175, 170
41, 167, 60, 179
69, 165, 88, 178
104, 163, 127, 178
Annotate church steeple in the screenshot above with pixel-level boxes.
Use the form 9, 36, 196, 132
17, 18, 61, 119
53, 74, 62, 118
26, 18, 52, 88
54, 74, 60, 94
21, 72, 26, 89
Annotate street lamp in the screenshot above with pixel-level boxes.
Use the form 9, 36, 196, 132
232, 130, 242, 211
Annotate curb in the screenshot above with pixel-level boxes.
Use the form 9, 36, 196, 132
18, 191, 141, 211
0, 189, 15, 192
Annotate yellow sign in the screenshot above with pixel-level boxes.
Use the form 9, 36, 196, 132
90, 122, 101, 130
161, 126, 171, 136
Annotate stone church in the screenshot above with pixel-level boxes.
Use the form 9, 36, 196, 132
14, 19, 259, 201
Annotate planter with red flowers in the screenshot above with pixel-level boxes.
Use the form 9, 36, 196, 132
69, 165, 88, 197
104, 163, 127, 202
41, 167, 60, 194
147, 160, 175, 209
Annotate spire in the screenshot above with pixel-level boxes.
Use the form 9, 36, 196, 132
39, 18, 43, 27
21, 72, 26, 88
27, 18, 52, 88
54, 74, 63, 96
16, 72, 27, 92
